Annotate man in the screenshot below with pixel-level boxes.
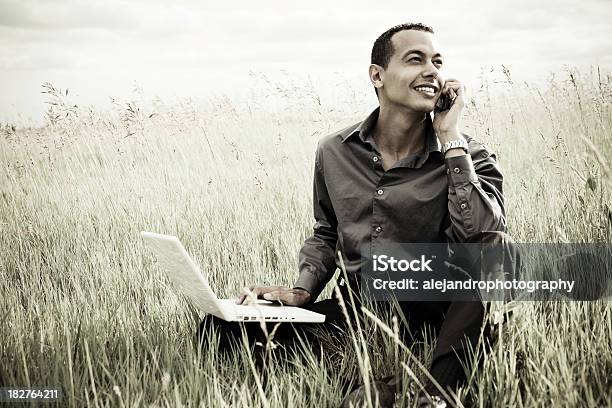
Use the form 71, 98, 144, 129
199, 23, 514, 407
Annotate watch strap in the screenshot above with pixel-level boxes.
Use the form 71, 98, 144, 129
441, 139, 468, 155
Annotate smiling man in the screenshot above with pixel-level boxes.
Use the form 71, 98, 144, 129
199, 23, 514, 407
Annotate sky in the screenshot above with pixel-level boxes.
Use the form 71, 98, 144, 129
1, 0, 611, 124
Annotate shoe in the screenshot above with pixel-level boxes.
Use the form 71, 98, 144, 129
340, 380, 396, 408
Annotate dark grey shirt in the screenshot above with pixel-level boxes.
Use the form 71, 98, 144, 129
295, 107, 506, 301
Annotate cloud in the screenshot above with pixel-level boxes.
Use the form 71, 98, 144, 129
1, 0, 612, 121
0, 0, 137, 30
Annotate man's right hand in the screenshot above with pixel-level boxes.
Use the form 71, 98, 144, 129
235, 285, 311, 306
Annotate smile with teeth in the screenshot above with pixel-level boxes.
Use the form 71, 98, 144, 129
414, 86, 437, 96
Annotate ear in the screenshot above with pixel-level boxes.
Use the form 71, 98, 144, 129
369, 64, 384, 92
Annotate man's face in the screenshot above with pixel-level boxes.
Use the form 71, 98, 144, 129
375, 30, 445, 113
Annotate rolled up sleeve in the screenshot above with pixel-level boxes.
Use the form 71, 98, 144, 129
294, 147, 339, 301
445, 139, 506, 242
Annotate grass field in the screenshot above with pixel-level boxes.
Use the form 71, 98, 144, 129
1, 68, 612, 407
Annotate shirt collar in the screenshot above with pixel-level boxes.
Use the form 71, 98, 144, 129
342, 107, 380, 143
342, 107, 442, 155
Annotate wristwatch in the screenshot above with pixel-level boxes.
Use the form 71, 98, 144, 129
441, 139, 468, 155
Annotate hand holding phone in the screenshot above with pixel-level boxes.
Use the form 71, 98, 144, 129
432, 79, 465, 141
434, 88, 456, 113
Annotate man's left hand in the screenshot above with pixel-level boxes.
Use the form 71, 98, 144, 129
432, 78, 466, 143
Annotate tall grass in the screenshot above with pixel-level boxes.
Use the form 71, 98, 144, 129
1, 67, 611, 407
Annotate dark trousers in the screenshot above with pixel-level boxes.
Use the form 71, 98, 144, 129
197, 297, 483, 366
196, 232, 518, 388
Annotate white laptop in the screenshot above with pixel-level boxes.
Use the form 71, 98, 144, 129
140, 231, 325, 323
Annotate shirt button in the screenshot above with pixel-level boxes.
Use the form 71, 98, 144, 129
460, 203, 467, 210
373, 156, 379, 162
453, 167, 461, 174
375, 226, 382, 233
377, 189, 384, 196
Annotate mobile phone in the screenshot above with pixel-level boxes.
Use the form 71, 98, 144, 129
434, 92, 454, 113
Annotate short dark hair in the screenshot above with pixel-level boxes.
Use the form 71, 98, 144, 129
371, 23, 435, 68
